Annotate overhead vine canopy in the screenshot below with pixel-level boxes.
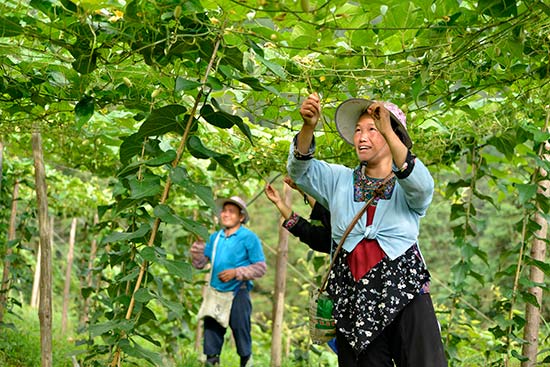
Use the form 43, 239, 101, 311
1, 0, 549, 365
1, 0, 549, 174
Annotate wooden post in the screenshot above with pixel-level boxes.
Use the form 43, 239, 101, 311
270, 183, 292, 367
32, 130, 53, 367
61, 217, 77, 334
521, 126, 549, 366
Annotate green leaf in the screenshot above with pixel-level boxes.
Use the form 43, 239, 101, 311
520, 290, 541, 308
162, 260, 193, 281
119, 339, 164, 366
136, 330, 161, 346
200, 104, 235, 129
180, 217, 210, 240
524, 256, 550, 277
510, 350, 529, 362
478, 0, 517, 18
72, 53, 98, 74
234, 119, 254, 145
140, 246, 164, 263
75, 95, 94, 129
157, 297, 184, 315
487, 132, 517, 160
170, 166, 215, 210
0, 16, 24, 37
206, 76, 224, 90
134, 288, 154, 303
137, 105, 188, 138
117, 149, 176, 177
128, 174, 162, 200
137, 308, 158, 327
516, 183, 537, 204
238, 77, 266, 91
213, 154, 239, 180
89, 320, 130, 337
119, 134, 144, 166
144, 150, 176, 167
101, 224, 151, 245
255, 54, 286, 79
175, 77, 201, 92
154, 204, 182, 224
186, 135, 217, 159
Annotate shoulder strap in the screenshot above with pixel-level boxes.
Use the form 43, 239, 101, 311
319, 172, 394, 293
208, 230, 223, 281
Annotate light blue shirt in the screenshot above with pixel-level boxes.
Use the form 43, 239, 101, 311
287, 139, 434, 260
204, 226, 265, 292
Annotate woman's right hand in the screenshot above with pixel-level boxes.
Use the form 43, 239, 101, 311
300, 92, 321, 128
264, 183, 281, 204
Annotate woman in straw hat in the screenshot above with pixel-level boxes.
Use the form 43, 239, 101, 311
287, 93, 447, 367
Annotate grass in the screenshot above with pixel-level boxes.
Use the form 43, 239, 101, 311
0, 307, 78, 367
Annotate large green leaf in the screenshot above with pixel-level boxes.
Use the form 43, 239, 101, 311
180, 217, 210, 240
75, 95, 94, 129
0, 16, 24, 37
186, 136, 238, 179
163, 260, 193, 281
153, 204, 182, 224
128, 174, 162, 199
186, 135, 218, 159
170, 166, 216, 210
119, 339, 164, 366
136, 105, 188, 138
101, 224, 151, 245
117, 150, 176, 177
200, 104, 236, 129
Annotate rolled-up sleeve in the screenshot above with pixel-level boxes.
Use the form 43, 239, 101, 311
235, 261, 267, 281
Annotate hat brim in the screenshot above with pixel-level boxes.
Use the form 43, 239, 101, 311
215, 198, 249, 224
334, 98, 412, 149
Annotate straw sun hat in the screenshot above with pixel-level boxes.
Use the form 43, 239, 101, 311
334, 98, 412, 149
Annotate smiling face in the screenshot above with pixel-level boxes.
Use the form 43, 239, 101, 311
353, 113, 390, 164
220, 203, 244, 229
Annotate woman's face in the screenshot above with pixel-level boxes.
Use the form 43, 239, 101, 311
353, 113, 389, 163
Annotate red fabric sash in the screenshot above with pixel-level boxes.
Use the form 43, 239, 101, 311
348, 205, 386, 281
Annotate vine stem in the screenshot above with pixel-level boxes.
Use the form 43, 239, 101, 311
110, 22, 226, 367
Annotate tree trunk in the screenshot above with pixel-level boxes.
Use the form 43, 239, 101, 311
32, 131, 53, 367
61, 217, 77, 335
521, 139, 549, 367
32, 216, 54, 309
270, 183, 292, 367
0, 179, 19, 322
31, 244, 41, 309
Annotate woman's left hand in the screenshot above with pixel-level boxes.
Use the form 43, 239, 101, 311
368, 102, 392, 136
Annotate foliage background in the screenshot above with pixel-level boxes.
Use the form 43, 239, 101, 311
1, 0, 549, 366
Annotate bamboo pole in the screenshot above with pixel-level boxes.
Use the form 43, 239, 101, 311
270, 183, 291, 367
32, 130, 53, 367
111, 26, 225, 367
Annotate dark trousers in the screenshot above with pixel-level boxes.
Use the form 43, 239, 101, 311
203, 287, 252, 359
336, 293, 448, 367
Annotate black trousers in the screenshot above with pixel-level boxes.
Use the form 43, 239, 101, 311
336, 293, 448, 367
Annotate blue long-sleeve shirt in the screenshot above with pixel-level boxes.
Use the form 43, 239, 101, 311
287, 137, 434, 260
